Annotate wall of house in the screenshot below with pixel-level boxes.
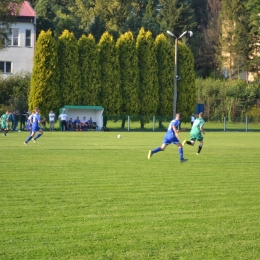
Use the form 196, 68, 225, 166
0, 21, 35, 76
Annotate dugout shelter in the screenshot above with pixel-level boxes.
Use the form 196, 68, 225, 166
59, 105, 104, 130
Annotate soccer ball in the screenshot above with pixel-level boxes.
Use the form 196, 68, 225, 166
117, 134, 121, 139
18, 130, 21, 132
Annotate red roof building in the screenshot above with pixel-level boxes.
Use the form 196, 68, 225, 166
18, 1, 36, 17
0, 1, 36, 76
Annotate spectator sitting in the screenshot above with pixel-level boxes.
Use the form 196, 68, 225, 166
74, 117, 82, 131
87, 117, 96, 130
81, 116, 88, 131
67, 118, 73, 131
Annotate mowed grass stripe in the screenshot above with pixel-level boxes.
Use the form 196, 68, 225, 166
1, 131, 260, 259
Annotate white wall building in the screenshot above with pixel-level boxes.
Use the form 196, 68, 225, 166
0, 1, 36, 77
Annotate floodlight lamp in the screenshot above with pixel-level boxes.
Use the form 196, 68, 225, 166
187, 31, 193, 37
179, 31, 187, 39
167, 30, 176, 38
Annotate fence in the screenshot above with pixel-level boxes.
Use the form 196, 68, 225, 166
23, 115, 260, 132
102, 115, 260, 132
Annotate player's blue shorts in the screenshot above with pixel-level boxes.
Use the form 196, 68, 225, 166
31, 125, 41, 133
163, 134, 180, 145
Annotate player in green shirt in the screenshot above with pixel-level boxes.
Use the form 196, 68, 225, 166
182, 112, 205, 154
1, 111, 10, 136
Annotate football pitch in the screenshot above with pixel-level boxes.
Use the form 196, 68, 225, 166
1, 131, 260, 259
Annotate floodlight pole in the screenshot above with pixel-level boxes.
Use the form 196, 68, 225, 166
167, 30, 193, 118
174, 37, 178, 118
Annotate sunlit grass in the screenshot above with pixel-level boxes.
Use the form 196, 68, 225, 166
1, 131, 260, 259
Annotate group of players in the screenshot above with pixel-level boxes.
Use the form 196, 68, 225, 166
0, 110, 12, 136
2, 107, 205, 156
0, 107, 44, 145
148, 112, 205, 163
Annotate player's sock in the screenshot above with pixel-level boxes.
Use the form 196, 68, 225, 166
34, 133, 42, 140
197, 145, 202, 154
178, 147, 184, 160
186, 141, 192, 145
152, 147, 161, 154
25, 135, 33, 143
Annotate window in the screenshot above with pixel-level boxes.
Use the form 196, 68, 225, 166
25, 30, 31, 47
7, 29, 19, 46
0, 61, 12, 73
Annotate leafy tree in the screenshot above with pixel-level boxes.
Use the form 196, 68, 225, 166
246, 0, 260, 80
158, 0, 197, 36
57, 30, 80, 106
0, 72, 30, 114
246, 0, 260, 35
0, 0, 22, 49
69, 0, 106, 41
78, 34, 101, 105
189, 0, 214, 77
53, 11, 84, 39
71, 0, 132, 39
176, 41, 196, 117
34, 0, 56, 36
35, 0, 55, 19
219, 0, 251, 80
195, 77, 260, 120
98, 31, 121, 118
29, 30, 60, 115
141, 0, 161, 37
136, 27, 159, 127
87, 16, 107, 42
195, 0, 222, 78
35, 0, 84, 38
116, 31, 140, 128
121, 13, 141, 38
155, 33, 174, 117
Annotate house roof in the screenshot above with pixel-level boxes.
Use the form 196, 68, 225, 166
18, 1, 36, 17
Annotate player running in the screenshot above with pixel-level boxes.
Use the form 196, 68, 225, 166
1, 110, 10, 136
148, 113, 188, 163
24, 107, 43, 146
182, 112, 205, 154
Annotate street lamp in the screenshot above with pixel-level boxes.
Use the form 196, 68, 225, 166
166, 30, 193, 117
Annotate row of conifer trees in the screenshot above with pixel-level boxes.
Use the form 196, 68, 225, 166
29, 27, 196, 118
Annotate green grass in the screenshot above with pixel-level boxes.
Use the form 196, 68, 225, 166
1, 131, 260, 259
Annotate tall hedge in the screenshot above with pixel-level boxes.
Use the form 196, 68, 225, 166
29, 30, 60, 115
98, 31, 121, 116
176, 41, 196, 117
78, 34, 101, 106
116, 31, 139, 117
155, 33, 175, 117
57, 30, 80, 106
136, 27, 159, 126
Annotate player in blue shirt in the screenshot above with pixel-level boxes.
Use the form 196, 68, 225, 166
148, 113, 188, 163
74, 117, 82, 131
24, 107, 44, 145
